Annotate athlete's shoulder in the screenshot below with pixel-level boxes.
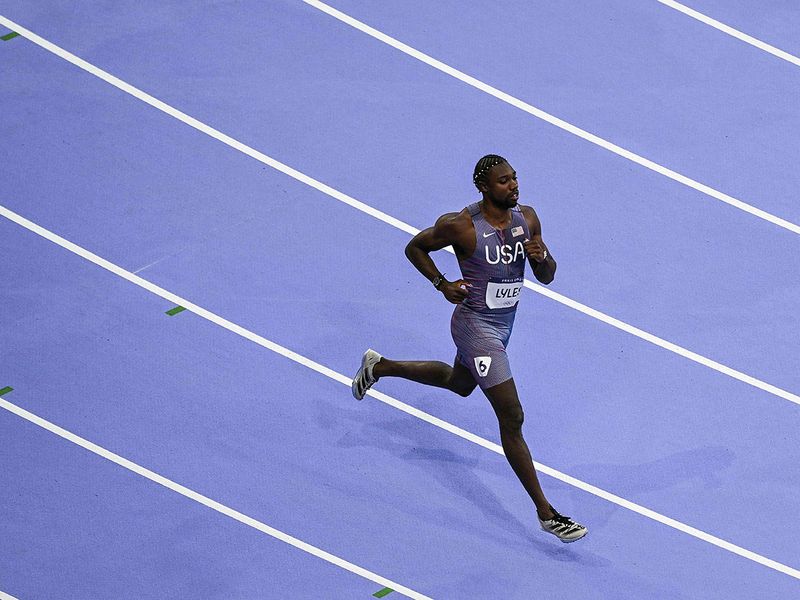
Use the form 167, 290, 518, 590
430, 207, 475, 254
518, 204, 542, 234
434, 207, 472, 232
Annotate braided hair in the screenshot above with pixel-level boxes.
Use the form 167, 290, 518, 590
472, 154, 508, 189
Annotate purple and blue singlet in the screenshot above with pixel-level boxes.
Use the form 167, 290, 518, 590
450, 202, 531, 389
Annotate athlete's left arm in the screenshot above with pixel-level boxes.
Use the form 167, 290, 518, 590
521, 206, 557, 285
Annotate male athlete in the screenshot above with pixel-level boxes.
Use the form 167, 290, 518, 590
352, 155, 587, 543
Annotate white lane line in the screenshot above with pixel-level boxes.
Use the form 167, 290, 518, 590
0, 15, 416, 238
657, 0, 800, 68
1, 207, 798, 581
0, 18, 796, 408
0, 590, 20, 600
300, 0, 800, 236
0, 399, 430, 600
523, 278, 799, 405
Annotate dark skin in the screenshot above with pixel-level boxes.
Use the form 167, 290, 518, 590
372, 161, 559, 521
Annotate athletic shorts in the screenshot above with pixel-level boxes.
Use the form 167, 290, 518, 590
450, 303, 516, 390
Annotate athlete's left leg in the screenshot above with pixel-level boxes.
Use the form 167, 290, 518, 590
481, 377, 554, 518
482, 376, 588, 542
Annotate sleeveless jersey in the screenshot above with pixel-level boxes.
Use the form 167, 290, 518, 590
458, 202, 531, 315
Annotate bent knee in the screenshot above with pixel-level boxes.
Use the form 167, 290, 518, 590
446, 373, 476, 397
454, 384, 474, 397
448, 379, 475, 397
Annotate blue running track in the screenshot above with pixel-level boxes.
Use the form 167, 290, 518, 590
1, 1, 798, 598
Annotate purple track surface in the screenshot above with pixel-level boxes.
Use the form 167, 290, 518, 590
1, 1, 798, 598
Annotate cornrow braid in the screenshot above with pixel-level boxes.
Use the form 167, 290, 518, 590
472, 154, 508, 188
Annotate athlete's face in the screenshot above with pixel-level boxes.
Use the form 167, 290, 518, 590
482, 162, 519, 208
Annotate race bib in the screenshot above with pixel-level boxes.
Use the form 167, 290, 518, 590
485, 277, 523, 309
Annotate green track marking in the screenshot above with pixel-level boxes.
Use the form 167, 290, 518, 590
165, 306, 187, 316
373, 588, 393, 598
0, 387, 14, 396
1, 31, 20, 41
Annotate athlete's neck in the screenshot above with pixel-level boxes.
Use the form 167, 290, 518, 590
479, 198, 512, 229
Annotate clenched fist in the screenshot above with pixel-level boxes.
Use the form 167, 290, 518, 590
440, 279, 472, 304
523, 237, 549, 263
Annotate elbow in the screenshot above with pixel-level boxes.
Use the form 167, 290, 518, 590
536, 262, 556, 285
404, 240, 415, 261
405, 237, 420, 261
538, 274, 555, 285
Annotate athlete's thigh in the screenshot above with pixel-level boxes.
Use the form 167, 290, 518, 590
451, 311, 514, 389
482, 377, 524, 422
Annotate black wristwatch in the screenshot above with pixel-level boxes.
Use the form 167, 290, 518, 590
432, 274, 445, 290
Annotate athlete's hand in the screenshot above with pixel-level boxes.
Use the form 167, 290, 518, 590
441, 279, 471, 304
523, 238, 549, 263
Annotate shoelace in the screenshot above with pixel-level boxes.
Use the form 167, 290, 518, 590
545, 511, 580, 529
551, 513, 573, 524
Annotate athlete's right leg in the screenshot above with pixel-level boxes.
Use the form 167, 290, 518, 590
372, 356, 477, 397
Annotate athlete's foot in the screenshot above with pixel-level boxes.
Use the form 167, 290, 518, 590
351, 349, 382, 400
537, 505, 588, 543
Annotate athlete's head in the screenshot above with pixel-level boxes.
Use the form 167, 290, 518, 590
473, 154, 518, 208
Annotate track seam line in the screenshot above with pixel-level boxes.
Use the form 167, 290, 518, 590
0, 399, 430, 600
0, 205, 798, 581
657, 0, 800, 67
300, 0, 800, 236
0, 15, 796, 407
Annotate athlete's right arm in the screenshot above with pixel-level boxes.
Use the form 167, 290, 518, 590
405, 213, 470, 304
